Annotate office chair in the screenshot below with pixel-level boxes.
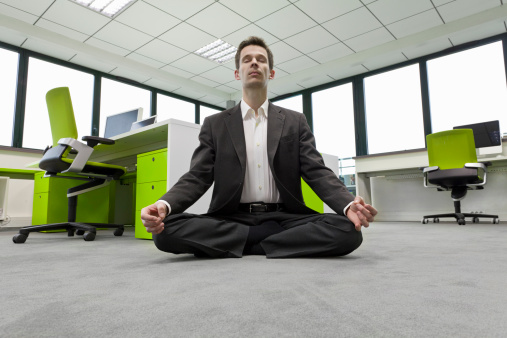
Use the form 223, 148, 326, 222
13, 87, 126, 243
421, 129, 499, 225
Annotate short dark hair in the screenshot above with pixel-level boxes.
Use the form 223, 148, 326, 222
235, 36, 274, 70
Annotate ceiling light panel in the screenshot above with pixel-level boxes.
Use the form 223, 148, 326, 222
70, 0, 136, 18
195, 39, 237, 64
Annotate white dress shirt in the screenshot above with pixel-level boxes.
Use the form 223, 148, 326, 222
239, 99, 281, 203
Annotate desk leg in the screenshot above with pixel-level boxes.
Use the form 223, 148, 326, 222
356, 173, 372, 205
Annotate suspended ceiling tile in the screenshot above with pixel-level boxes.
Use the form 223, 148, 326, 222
172, 87, 206, 100
256, 5, 317, 40
269, 41, 303, 64
110, 67, 151, 83
222, 24, 279, 47
437, 0, 499, 23
42, 0, 110, 36
401, 37, 453, 59
448, 21, 506, 46
35, 19, 88, 42
362, 51, 408, 71
160, 64, 195, 78
22, 38, 76, 61
322, 7, 382, 41
143, 78, 180, 93
344, 27, 395, 52
297, 74, 335, 88
432, 0, 455, 6
126, 52, 165, 69
294, 0, 363, 24
85, 37, 130, 57
70, 54, 116, 73
93, 21, 153, 51
215, 85, 238, 94
0, 3, 38, 24
219, 0, 290, 22
225, 79, 243, 90
191, 76, 220, 88
277, 55, 319, 73
143, 0, 215, 21
170, 53, 217, 75
199, 94, 226, 105
386, 9, 443, 39
115, 1, 180, 37
285, 26, 339, 54
307, 42, 354, 64
200, 66, 235, 84
327, 64, 368, 81
159, 22, 215, 53
367, 0, 434, 25
135, 39, 188, 64
273, 67, 289, 79
0, 0, 54, 16
268, 81, 305, 96
0, 27, 27, 46
186, 3, 249, 38
221, 60, 237, 71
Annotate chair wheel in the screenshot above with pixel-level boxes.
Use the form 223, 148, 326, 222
492, 218, 500, 224
433, 218, 439, 223
13, 234, 27, 244
421, 218, 429, 224
76, 230, 85, 236
458, 219, 466, 225
83, 232, 96, 241
114, 228, 124, 236
473, 217, 479, 223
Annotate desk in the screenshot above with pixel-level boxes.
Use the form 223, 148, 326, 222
355, 144, 507, 221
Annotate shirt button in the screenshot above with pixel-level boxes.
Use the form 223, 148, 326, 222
258, 186, 262, 190
257, 143, 260, 146
258, 164, 261, 168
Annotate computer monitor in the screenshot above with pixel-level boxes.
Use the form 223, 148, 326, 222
453, 120, 502, 156
103, 108, 143, 138
131, 115, 157, 131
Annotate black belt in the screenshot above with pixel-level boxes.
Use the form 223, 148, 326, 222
238, 203, 284, 213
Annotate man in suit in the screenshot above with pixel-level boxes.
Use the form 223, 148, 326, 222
141, 36, 377, 258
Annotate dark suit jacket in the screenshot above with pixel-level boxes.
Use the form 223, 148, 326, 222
159, 102, 354, 215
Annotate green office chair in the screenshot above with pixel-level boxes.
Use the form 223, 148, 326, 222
421, 129, 499, 225
13, 87, 126, 243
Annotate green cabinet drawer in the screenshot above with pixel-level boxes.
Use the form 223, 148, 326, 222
137, 149, 167, 184
34, 172, 50, 193
32, 192, 49, 225
135, 209, 153, 240
136, 181, 167, 210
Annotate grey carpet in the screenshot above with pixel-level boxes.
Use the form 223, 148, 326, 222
1, 222, 506, 337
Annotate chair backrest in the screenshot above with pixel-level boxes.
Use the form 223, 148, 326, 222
46, 87, 78, 147
426, 129, 477, 170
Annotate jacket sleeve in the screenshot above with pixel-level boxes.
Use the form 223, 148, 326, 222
298, 113, 354, 215
158, 117, 215, 214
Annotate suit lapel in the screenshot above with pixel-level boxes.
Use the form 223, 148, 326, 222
224, 104, 246, 170
267, 102, 285, 163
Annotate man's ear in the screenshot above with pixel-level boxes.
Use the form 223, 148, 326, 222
269, 69, 275, 80
234, 69, 240, 80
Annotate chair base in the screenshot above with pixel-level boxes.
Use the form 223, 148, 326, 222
422, 213, 499, 225
13, 222, 124, 243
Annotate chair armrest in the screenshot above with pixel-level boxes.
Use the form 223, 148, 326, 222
422, 166, 439, 188
422, 166, 439, 173
82, 136, 115, 148
57, 137, 93, 174
464, 163, 488, 186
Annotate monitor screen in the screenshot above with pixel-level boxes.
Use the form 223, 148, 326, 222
104, 108, 143, 138
453, 120, 502, 156
131, 115, 157, 131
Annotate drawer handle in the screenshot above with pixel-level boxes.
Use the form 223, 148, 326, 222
152, 157, 155, 162
152, 185, 154, 190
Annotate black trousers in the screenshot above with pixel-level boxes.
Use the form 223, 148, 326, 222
153, 210, 363, 258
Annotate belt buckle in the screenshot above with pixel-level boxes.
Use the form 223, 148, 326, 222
249, 203, 266, 212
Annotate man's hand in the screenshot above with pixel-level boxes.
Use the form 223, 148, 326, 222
346, 196, 378, 232
140, 201, 168, 235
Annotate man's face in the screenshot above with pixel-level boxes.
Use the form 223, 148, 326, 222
234, 45, 275, 90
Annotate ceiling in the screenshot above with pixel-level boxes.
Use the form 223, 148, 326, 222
1, 0, 507, 108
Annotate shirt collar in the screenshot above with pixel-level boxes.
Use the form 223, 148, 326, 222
241, 98, 269, 120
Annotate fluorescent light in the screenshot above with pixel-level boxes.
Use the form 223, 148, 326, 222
194, 39, 237, 64
69, 0, 136, 18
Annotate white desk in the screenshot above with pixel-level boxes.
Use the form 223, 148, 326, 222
355, 143, 507, 221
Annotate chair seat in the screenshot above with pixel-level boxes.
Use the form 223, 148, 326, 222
427, 167, 482, 188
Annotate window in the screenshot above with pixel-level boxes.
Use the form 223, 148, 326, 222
364, 64, 425, 154
157, 94, 195, 123
200, 106, 221, 124
428, 41, 507, 133
273, 95, 303, 113
23, 58, 94, 149
0, 48, 18, 147
100, 78, 151, 137
312, 83, 355, 159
